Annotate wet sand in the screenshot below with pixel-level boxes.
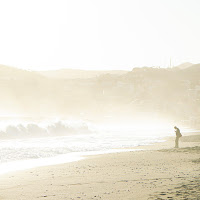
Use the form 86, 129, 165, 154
0, 134, 199, 200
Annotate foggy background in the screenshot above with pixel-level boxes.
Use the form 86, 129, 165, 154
0, 63, 199, 128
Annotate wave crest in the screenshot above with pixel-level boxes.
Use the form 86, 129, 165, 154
0, 120, 95, 138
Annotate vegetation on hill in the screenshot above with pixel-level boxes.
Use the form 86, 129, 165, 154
0, 64, 199, 127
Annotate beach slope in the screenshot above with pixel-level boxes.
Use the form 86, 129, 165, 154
0, 136, 199, 200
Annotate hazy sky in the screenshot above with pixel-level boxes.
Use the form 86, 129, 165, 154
0, 0, 199, 71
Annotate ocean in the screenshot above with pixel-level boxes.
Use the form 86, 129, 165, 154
0, 118, 192, 175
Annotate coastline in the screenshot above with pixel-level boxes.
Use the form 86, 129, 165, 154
0, 133, 200, 200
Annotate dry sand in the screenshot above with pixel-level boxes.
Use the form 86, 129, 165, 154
0, 134, 200, 200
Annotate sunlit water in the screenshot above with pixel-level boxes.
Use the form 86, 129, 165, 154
0, 119, 195, 175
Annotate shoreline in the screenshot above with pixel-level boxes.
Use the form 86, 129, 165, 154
0, 129, 199, 175
0, 133, 200, 199
0, 135, 168, 176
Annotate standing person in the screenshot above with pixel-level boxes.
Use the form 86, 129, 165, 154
174, 126, 182, 148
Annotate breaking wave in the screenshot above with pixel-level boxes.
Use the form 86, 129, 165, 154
0, 120, 96, 138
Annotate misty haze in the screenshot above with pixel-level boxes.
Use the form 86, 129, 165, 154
0, 63, 199, 127
0, 0, 200, 199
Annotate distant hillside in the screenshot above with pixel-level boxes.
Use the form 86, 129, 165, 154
0, 64, 46, 81
0, 63, 199, 122
0, 64, 51, 116
184, 63, 200, 72
39, 69, 128, 79
174, 62, 193, 69
182, 64, 200, 79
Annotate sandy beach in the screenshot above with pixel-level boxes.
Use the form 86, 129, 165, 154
0, 134, 199, 200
